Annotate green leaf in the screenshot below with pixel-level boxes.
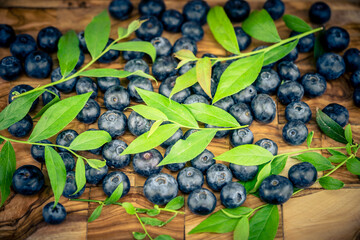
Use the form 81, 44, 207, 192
346, 157, 360, 175
207, 6, 240, 54
154, 235, 174, 240
0, 142, 16, 207
327, 149, 347, 163
140, 217, 165, 227
234, 217, 249, 240
148, 120, 162, 138
239, 164, 266, 193
147, 208, 160, 216
122, 202, 136, 215
196, 57, 212, 98
88, 204, 103, 222
169, 68, 197, 99
263, 39, 299, 66
222, 207, 253, 218
125, 19, 147, 38
214, 144, 274, 166
165, 196, 184, 210
29, 92, 92, 142
104, 182, 123, 205
69, 130, 111, 151
110, 41, 156, 62
271, 155, 288, 175
80, 69, 156, 81
135, 88, 198, 128
0, 90, 44, 130
307, 131, 314, 148
121, 124, 180, 155
44, 146, 67, 206
345, 124, 353, 144
73, 157, 86, 195
133, 232, 146, 240
33, 94, 60, 119
173, 49, 197, 61
314, 31, 325, 61
251, 162, 271, 193
316, 110, 347, 144
158, 129, 217, 166
213, 53, 264, 103
57, 30, 80, 77
319, 176, 344, 190
86, 159, 106, 170
129, 105, 168, 121
243, 9, 281, 43
283, 14, 312, 33
346, 143, 352, 155
249, 205, 279, 240
184, 103, 240, 127
85, 10, 111, 59
292, 152, 334, 171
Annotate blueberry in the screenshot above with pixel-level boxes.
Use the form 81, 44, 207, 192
285, 101, 312, 123
224, 0, 250, 22
151, 37, 172, 57
172, 37, 197, 55
259, 175, 293, 205
133, 149, 163, 177
234, 27, 251, 51
102, 139, 131, 169
254, 69, 281, 95
188, 188, 216, 215
56, 129, 78, 152
138, 0, 165, 17
161, 9, 184, 33
59, 152, 76, 172
12, 165, 44, 195
86, 129, 104, 155
77, 31, 88, 53
104, 85, 130, 111
205, 124, 230, 138
122, 38, 145, 61
51, 67, 78, 93
76, 98, 100, 124
252, 46, 276, 68
63, 171, 85, 198
9, 84, 38, 111
108, 0, 133, 20
85, 164, 108, 185
136, 16, 163, 41
317, 53, 346, 80
290, 31, 315, 53
282, 47, 298, 62
97, 77, 120, 92
344, 48, 360, 72
98, 110, 127, 138
0, 56, 22, 81
128, 111, 152, 136
181, 21, 204, 42
184, 94, 209, 104
353, 88, 360, 107
102, 171, 130, 197
288, 162, 317, 189
206, 163, 233, 191
322, 103, 349, 127
213, 96, 234, 111
8, 114, 33, 138
10, 34, 37, 61
350, 70, 360, 88
191, 79, 217, 100
229, 164, 258, 181
75, 50, 85, 69
191, 149, 215, 174
144, 173, 178, 205
128, 77, 154, 102
31, 140, 53, 163
159, 76, 191, 103
42, 86, 60, 106
255, 138, 278, 155
164, 145, 186, 172
160, 124, 182, 148
220, 182, 246, 208
323, 27, 350, 52
42, 202, 66, 224
212, 61, 230, 82
179, 61, 196, 76
229, 100, 253, 126
152, 56, 178, 81
75, 77, 98, 99
183, 0, 210, 25
177, 167, 204, 193
183, 129, 199, 140
277, 80, 304, 105
251, 94, 276, 124
24, 50, 52, 79
282, 120, 308, 145
98, 39, 120, 63
230, 127, 254, 147
309, 1, 331, 24
300, 73, 327, 98
124, 59, 150, 81
232, 85, 257, 104
277, 61, 300, 82
37, 26, 62, 53
0, 24, 15, 47
263, 0, 285, 20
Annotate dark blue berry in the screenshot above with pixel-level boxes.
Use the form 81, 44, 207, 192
104, 85, 130, 111
128, 77, 154, 103
85, 163, 108, 185
344, 48, 360, 72
42, 202, 66, 224
9, 84, 38, 111
188, 188, 216, 215
230, 127, 254, 147
353, 88, 360, 107
76, 98, 100, 124
300, 73, 327, 98
0, 24, 15, 47
282, 47, 298, 62
191, 149, 215, 173
63, 171, 85, 198
259, 175, 293, 205
98, 39, 120, 63
177, 167, 204, 193
42, 86, 60, 106
59, 152, 76, 172
255, 138, 278, 155
212, 61, 230, 82
152, 56, 178, 81
144, 173, 178, 205
234, 27, 251, 51
232, 85, 257, 104
351, 71, 360, 89
191, 79, 217, 100
277, 61, 300, 82
184, 94, 209, 104
75, 51, 84, 69
12, 165, 44, 195
31, 140, 53, 163
8, 114, 33, 138
122, 38, 145, 61
0, 56, 22, 81
127, 111, 152, 136
206, 163, 233, 191
254, 69, 281, 95
10, 34, 37, 61
97, 77, 120, 92
24, 51, 52, 79
108, 0, 133, 20
151, 37, 172, 57
51, 67, 78, 93
164, 145, 186, 172
251, 93, 276, 123
213, 96, 234, 111
322, 103, 349, 127
224, 0, 250, 22
77, 31, 88, 53
229, 164, 258, 182
75, 77, 98, 99
98, 110, 127, 138
181, 21, 204, 42
138, 0, 165, 17
172, 37, 197, 55
183, 0, 210, 25
288, 162, 317, 188
282, 120, 308, 145
135, 16, 163, 41
263, 0, 285, 20
124, 59, 150, 81
309, 1, 331, 24
103, 171, 130, 197
133, 149, 163, 177
316, 53, 345, 80
323, 26, 350, 52
285, 101, 312, 123
102, 139, 130, 169
37, 26, 62, 53
56, 129, 78, 152
159, 76, 191, 103
161, 9, 184, 32
220, 182, 246, 208
277, 80, 304, 105
160, 124, 182, 148
205, 124, 230, 138
290, 31, 315, 53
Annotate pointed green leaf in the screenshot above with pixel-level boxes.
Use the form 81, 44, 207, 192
104, 182, 123, 205
316, 110, 347, 144
251, 162, 271, 193
147, 120, 162, 138
57, 30, 80, 77
173, 49, 197, 61
140, 217, 165, 227
345, 124, 353, 144
88, 204, 103, 222
169, 68, 197, 98
126, 19, 147, 37
86, 159, 106, 170
80, 69, 156, 81
234, 217, 249, 240
154, 235, 174, 240
69, 130, 111, 151
133, 232, 146, 240
283, 14, 312, 32
222, 207, 253, 218
249, 205, 279, 240
292, 152, 334, 171
319, 176, 344, 190
271, 155, 288, 175
307, 131, 314, 148
196, 57, 212, 98
33, 94, 60, 119
263, 39, 299, 66
129, 105, 168, 121
327, 149, 347, 163
122, 202, 136, 215
0, 142, 16, 207
73, 157, 86, 195
165, 196, 184, 210
346, 157, 360, 175
110, 41, 156, 62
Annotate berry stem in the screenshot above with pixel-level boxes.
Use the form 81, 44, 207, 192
275, 146, 347, 158
135, 211, 153, 240
157, 207, 185, 214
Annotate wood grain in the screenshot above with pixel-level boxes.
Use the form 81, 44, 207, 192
0, 0, 360, 239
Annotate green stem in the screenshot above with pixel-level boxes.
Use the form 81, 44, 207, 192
275, 146, 347, 158
245, 204, 268, 218
70, 199, 103, 204
135, 212, 153, 240
158, 207, 185, 215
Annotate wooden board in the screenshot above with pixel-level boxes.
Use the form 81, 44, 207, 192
0, 0, 360, 239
